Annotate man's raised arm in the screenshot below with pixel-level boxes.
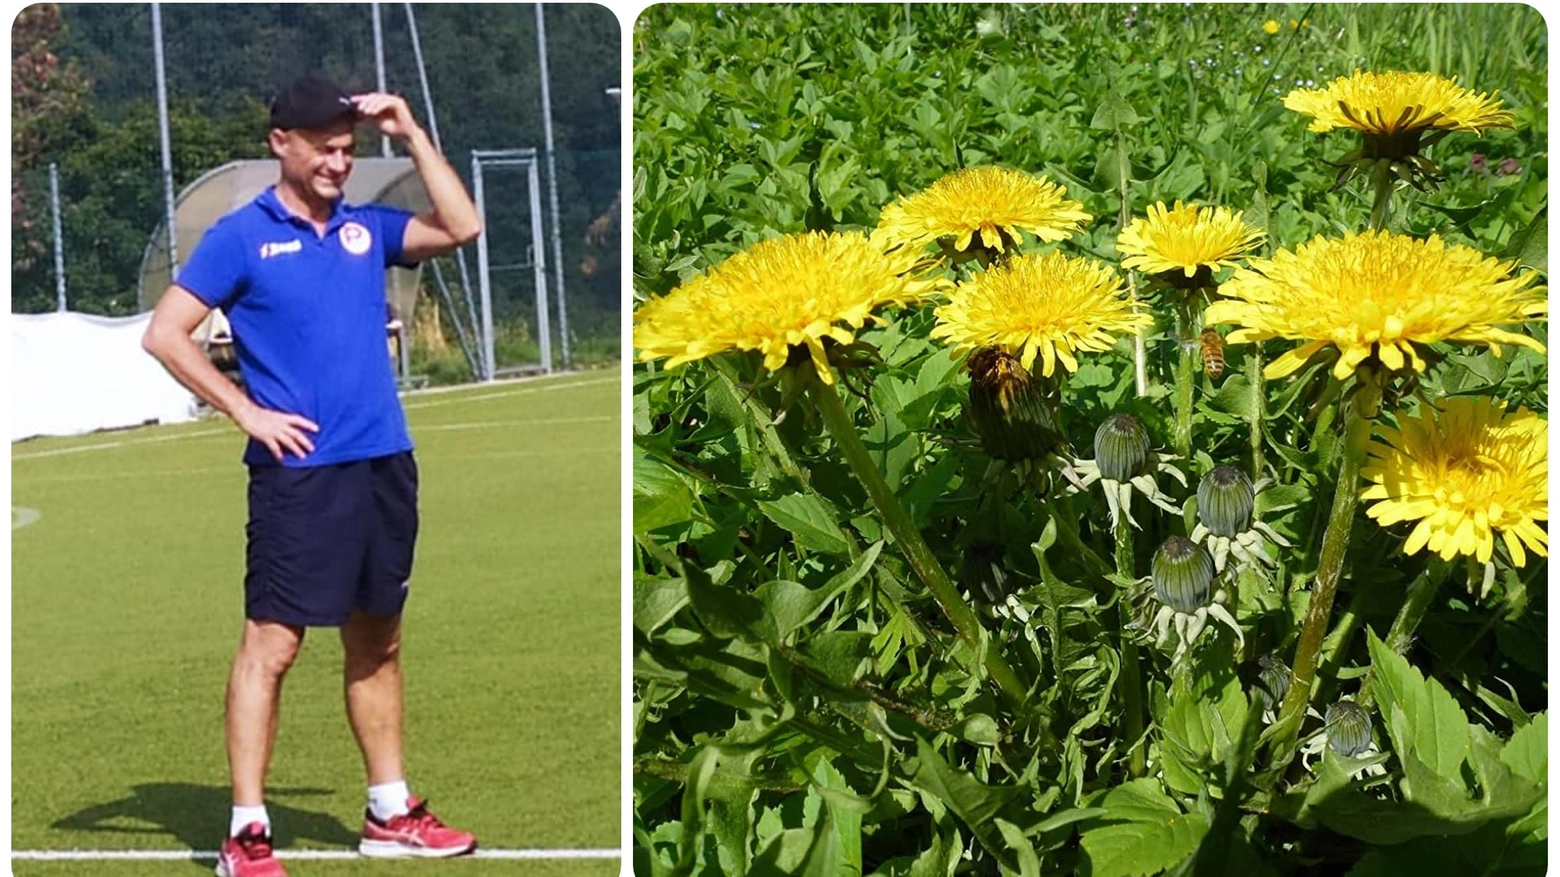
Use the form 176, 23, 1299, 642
352, 92, 482, 262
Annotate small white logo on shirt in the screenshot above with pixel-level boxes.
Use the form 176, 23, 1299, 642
339, 222, 373, 256
258, 239, 302, 259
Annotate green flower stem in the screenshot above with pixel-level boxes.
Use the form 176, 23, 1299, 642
1368, 161, 1395, 231
1247, 343, 1265, 480
1114, 507, 1147, 778
807, 367, 1029, 710
1172, 304, 1200, 459
1354, 558, 1450, 711
1386, 557, 1451, 655
1268, 388, 1376, 764
1043, 498, 1113, 581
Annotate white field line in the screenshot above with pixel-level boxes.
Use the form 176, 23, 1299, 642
12, 376, 617, 461
402, 375, 617, 410
11, 848, 620, 861
13, 445, 619, 485
12, 427, 232, 461
419, 415, 616, 432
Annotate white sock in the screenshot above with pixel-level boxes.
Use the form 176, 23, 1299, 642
230, 805, 270, 838
368, 780, 412, 822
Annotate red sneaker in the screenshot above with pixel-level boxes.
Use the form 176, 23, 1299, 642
215, 823, 287, 877
359, 797, 477, 858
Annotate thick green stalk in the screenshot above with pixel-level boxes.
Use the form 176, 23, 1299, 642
1247, 343, 1265, 480
1172, 304, 1200, 459
1368, 162, 1395, 231
1266, 392, 1375, 765
1386, 558, 1450, 655
807, 369, 1029, 710
1354, 558, 1450, 711
1114, 507, 1146, 778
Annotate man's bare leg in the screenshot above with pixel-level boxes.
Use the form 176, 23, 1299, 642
341, 610, 405, 785
227, 619, 305, 807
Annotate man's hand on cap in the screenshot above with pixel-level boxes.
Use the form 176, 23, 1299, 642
351, 93, 422, 142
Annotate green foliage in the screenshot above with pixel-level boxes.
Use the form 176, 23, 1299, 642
635, 4, 1547, 875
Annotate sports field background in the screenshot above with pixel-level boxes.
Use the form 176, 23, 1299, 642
11, 373, 620, 876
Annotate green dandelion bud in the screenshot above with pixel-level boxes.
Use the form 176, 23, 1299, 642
1325, 701, 1373, 757
1198, 465, 1255, 537
1095, 413, 1151, 482
967, 348, 1066, 461
1152, 536, 1215, 614
1255, 653, 1291, 712
960, 540, 1011, 604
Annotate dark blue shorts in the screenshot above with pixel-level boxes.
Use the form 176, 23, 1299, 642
245, 451, 418, 627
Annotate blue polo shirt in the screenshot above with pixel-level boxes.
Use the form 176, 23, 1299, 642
176, 186, 416, 467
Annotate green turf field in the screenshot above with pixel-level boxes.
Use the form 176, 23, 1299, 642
11, 373, 622, 876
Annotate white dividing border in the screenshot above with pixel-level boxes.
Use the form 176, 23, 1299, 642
12, 848, 620, 861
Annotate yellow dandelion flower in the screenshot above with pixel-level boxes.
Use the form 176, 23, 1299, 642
874, 166, 1091, 255
1362, 397, 1547, 566
1206, 230, 1546, 380
1284, 70, 1515, 139
931, 250, 1151, 377
1263, 19, 1280, 34
1115, 200, 1266, 280
632, 231, 935, 384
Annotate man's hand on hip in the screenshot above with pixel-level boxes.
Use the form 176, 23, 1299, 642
234, 402, 320, 462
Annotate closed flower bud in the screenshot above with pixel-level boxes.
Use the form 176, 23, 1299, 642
960, 540, 1011, 604
1094, 413, 1151, 482
967, 348, 1065, 461
1198, 465, 1256, 537
1152, 536, 1215, 613
1325, 700, 1373, 757
1255, 653, 1290, 711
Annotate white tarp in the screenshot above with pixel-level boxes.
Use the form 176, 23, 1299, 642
12, 311, 199, 442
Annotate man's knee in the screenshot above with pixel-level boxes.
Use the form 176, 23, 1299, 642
342, 612, 402, 674
236, 620, 305, 679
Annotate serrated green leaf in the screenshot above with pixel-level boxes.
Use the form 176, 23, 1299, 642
1502, 206, 1547, 274
1081, 779, 1206, 877
995, 819, 1041, 877
1090, 84, 1140, 130
634, 481, 695, 533
1501, 712, 1547, 784
754, 541, 882, 641
909, 737, 1020, 842
686, 563, 763, 640
756, 493, 852, 555
1367, 628, 1471, 780
634, 575, 689, 635
801, 631, 875, 686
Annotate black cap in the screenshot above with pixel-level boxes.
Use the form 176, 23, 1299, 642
269, 76, 357, 130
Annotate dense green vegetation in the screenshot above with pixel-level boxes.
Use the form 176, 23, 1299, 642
632, 5, 1547, 876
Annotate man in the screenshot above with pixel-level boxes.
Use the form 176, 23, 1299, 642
142, 76, 482, 877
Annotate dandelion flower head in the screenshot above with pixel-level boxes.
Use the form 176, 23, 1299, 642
874, 166, 1091, 255
1284, 70, 1515, 137
1362, 397, 1547, 566
633, 231, 934, 384
1205, 230, 1545, 380
1115, 200, 1265, 279
932, 250, 1150, 376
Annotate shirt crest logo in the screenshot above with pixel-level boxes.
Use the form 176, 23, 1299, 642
339, 221, 373, 256
259, 239, 302, 259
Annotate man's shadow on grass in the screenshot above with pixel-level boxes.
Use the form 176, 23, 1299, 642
53, 783, 356, 868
